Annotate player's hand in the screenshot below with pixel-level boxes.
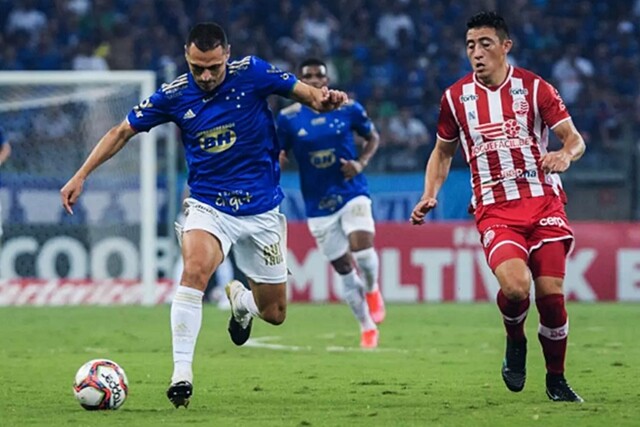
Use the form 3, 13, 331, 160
279, 150, 289, 167
340, 158, 363, 180
60, 176, 85, 215
410, 197, 437, 225
318, 87, 348, 111
540, 150, 572, 174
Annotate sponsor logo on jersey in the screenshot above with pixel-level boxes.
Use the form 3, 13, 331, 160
509, 88, 528, 96
262, 241, 283, 266
309, 148, 336, 169
182, 109, 196, 120
475, 119, 521, 139
471, 137, 534, 157
214, 190, 253, 211
297, 128, 308, 137
459, 94, 479, 103
318, 195, 343, 212
198, 123, 236, 153
133, 98, 153, 118
539, 216, 566, 227
500, 168, 537, 179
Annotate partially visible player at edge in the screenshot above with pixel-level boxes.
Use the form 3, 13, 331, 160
277, 58, 385, 349
60, 22, 348, 408
0, 127, 12, 248
410, 12, 585, 402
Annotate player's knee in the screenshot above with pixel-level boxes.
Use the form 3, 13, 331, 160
330, 253, 353, 275
181, 257, 213, 289
500, 275, 530, 301
261, 304, 287, 325
497, 269, 531, 301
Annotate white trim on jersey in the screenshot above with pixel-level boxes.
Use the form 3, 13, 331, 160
462, 83, 495, 206
511, 77, 544, 197
487, 89, 520, 201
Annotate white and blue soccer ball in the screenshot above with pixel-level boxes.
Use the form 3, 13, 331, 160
73, 359, 129, 410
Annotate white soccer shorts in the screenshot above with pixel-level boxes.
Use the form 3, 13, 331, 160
307, 195, 375, 261
180, 197, 287, 284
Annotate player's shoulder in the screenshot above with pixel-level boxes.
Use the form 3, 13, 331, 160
160, 73, 189, 98
227, 55, 254, 76
511, 66, 545, 84
279, 102, 303, 118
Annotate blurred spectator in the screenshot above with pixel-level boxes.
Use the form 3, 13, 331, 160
551, 44, 594, 107
0, 0, 637, 173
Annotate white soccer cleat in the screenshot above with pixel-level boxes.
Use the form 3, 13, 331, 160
225, 280, 252, 329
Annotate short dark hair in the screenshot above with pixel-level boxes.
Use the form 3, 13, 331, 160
186, 22, 228, 51
298, 58, 327, 73
466, 11, 510, 40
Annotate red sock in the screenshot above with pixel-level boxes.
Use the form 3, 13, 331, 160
536, 294, 568, 375
497, 289, 530, 341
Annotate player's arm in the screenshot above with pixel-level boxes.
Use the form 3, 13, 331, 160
289, 81, 348, 112
410, 137, 458, 225
60, 120, 137, 214
540, 119, 586, 174
340, 127, 380, 180
0, 141, 11, 166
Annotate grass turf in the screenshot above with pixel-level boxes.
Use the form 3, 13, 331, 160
0, 303, 638, 426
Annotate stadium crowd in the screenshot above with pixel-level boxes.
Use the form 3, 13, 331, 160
1, 0, 639, 172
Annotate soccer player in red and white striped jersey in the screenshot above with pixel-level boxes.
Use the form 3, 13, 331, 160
410, 11, 585, 402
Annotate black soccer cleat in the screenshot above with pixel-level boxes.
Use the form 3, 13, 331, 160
167, 381, 193, 408
501, 337, 527, 392
546, 373, 584, 402
228, 315, 253, 346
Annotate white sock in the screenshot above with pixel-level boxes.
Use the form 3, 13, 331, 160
353, 247, 380, 292
170, 285, 203, 384
341, 270, 376, 332
239, 287, 261, 318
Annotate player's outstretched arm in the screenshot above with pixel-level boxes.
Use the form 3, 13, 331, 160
540, 119, 586, 174
410, 137, 458, 225
60, 120, 137, 214
289, 81, 348, 112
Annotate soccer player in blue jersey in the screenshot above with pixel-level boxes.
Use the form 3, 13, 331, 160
277, 58, 385, 349
0, 127, 11, 245
60, 23, 348, 408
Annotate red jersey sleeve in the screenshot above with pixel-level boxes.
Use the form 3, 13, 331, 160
537, 80, 571, 129
436, 91, 459, 142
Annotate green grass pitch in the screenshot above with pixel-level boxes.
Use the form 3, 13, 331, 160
0, 303, 638, 426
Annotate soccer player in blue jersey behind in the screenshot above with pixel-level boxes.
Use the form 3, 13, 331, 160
277, 58, 385, 349
60, 23, 348, 408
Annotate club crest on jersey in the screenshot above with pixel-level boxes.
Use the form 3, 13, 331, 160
512, 99, 529, 115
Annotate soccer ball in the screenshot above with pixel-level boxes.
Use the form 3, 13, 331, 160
73, 359, 129, 410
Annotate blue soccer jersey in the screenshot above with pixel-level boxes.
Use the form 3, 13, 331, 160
277, 100, 374, 217
127, 56, 297, 216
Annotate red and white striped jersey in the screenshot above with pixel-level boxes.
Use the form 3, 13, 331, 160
436, 65, 571, 209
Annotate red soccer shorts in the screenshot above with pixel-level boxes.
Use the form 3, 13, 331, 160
475, 195, 574, 277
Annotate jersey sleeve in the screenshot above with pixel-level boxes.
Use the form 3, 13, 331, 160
350, 101, 374, 137
250, 56, 298, 98
537, 79, 571, 129
275, 113, 293, 152
126, 89, 172, 132
436, 91, 459, 142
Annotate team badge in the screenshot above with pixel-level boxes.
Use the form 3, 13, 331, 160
483, 229, 496, 248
